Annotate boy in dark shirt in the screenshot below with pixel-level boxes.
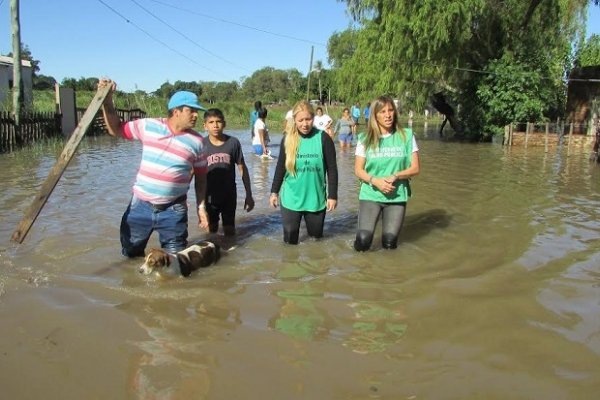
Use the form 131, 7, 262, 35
203, 108, 254, 235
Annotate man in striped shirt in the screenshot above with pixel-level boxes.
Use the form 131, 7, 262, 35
99, 79, 209, 257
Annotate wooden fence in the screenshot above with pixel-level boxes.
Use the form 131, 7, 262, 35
504, 121, 598, 154
76, 107, 146, 136
0, 111, 62, 153
0, 108, 146, 153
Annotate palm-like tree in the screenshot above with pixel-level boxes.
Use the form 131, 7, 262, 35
313, 60, 323, 103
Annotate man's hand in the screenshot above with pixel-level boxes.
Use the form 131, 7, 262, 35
97, 78, 117, 96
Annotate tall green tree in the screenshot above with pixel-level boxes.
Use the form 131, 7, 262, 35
6, 44, 39, 75
334, 0, 590, 139
5, 44, 60, 90
201, 81, 240, 103
576, 34, 600, 66
242, 67, 305, 103
60, 77, 99, 91
327, 29, 358, 69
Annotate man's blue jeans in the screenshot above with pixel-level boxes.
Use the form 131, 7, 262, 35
120, 195, 188, 257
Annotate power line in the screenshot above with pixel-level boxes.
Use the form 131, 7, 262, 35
96, 0, 220, 76
148, 0, 327, 47
128, 0, 251, 73
408, 59, 573, 83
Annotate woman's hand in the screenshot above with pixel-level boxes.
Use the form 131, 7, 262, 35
269, 193, 279, 208
385, 175, 398, 183
373, 177, 396, 194
326, 199, 337, 211
244, 196, 255, 212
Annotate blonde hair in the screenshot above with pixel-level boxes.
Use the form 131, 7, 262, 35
364, 96, 405, 151
284, 100, 315, 175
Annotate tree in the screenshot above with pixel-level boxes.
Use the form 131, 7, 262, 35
577, 34, 600, 66
172, 80, 203, 95
333, 0, 590, 140
312, 60, 323, 102
60, 77, 99, 91
201, 81, 240, 103
6, 44, 41, 76
476, 55, 552, 135
242, 67, 305, 103
154, 81, 174, 98
7, 44, 60, 91
33, 74, 56, 90
327, 29, 358, 69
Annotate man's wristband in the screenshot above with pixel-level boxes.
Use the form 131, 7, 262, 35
368, 176, 374, 187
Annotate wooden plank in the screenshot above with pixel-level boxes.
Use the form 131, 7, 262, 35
10, 84, 112, 243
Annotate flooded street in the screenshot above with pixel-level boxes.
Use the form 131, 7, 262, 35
1, 129, 600, 399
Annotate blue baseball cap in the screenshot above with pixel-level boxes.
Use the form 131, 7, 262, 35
167, 91, 206, 111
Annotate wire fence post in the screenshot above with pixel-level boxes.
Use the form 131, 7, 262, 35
544, 122, 549, 153
567, 122, 573, 157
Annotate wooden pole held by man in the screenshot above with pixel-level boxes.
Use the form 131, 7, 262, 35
10, 84, 112, 243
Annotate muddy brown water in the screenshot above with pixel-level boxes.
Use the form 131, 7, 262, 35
1, 128, 600, 399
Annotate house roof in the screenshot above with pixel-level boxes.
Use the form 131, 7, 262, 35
0, 55, 32, 68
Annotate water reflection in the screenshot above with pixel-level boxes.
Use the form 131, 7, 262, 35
122, 288, 241, 398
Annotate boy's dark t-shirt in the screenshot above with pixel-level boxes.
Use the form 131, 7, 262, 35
203, 134, 243, 205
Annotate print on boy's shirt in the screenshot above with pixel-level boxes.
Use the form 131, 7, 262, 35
206, 153, 232, 166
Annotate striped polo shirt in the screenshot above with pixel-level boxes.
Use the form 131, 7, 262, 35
122, 118, 207, 205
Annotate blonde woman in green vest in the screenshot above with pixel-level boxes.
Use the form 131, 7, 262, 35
269, 100, 338, 244
354, 96, 420, 251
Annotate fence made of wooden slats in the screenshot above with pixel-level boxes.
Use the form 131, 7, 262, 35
76, 108, 146, 136
504, 120, 598, 153
0, 111, 62, 153
1, 108, 146, 153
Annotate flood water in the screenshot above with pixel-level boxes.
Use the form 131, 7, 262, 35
1, 128, 600, 399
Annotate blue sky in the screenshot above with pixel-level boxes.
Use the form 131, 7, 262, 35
1, 0, 599, 93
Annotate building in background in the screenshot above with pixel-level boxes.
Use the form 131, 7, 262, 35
0, 55, 33, 107
566, 65, 600, 134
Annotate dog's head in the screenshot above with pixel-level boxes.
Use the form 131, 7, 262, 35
139, 248, 171, 275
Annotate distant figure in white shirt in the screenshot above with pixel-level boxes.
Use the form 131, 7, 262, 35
313, 107, 334, 140
252, 107, 270, 156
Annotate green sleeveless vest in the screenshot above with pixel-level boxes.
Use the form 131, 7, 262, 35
358, 128, 413, 202
281, 131, 326, 211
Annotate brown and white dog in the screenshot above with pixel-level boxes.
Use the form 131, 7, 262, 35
139, 241, 221, 278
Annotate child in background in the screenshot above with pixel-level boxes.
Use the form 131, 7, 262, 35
203, 108, 255, 236
253, 107, 271, 157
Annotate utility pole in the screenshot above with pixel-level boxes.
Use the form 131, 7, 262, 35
11, 0, 22, 126
306, 46, 314, 101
